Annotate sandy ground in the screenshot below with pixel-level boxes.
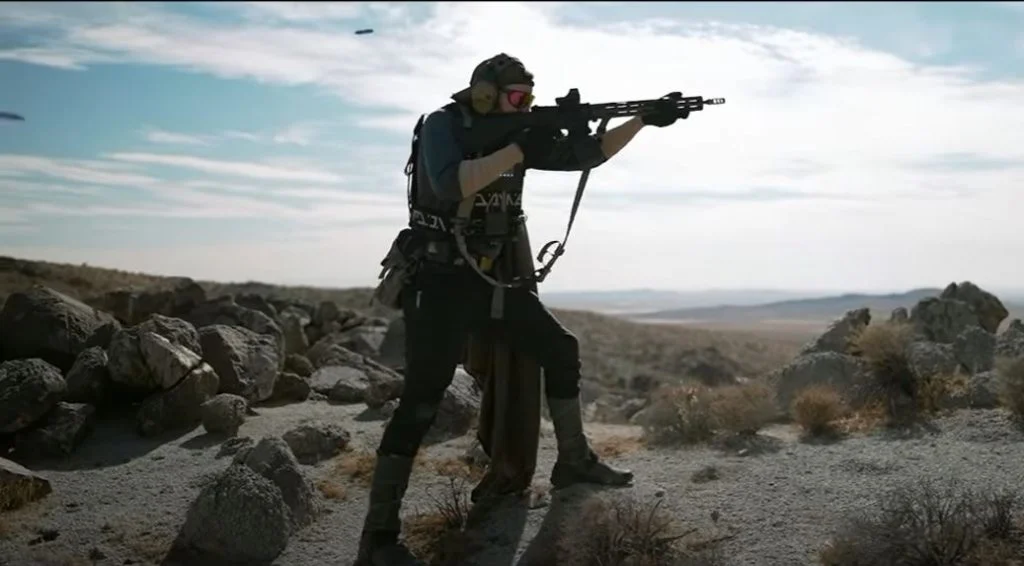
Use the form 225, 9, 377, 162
2, 400, 1024, 566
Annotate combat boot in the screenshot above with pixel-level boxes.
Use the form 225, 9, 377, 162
547, 395, 634, 489
354, 453, 426, 566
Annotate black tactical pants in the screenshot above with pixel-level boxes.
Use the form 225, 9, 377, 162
379, 264, 581, 458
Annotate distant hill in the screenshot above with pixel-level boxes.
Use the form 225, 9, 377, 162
539, 288, 836, 314
633, 288, 1024, 328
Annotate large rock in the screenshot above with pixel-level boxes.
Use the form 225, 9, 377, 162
200, 325, 281, 403
234, 436, 320, 531
939, 281, 1009, 334
85, 278, 206, 326
308, 326, 388, 361
909, 297, 979, 344
0, 285, 119, 372
284, 354, 313, 378
278, 307, 310, 357
768, 352, 872, 410
799, 308, 871, 356
201, 394, 249, 436
107, 315, 201, 393
281, 422, 350, 465
186, 297, 284, 358
63, 346, 110, 406
0, 456, 52, 511
137, 363, 220, 437
425, 367, 481, 444
954, 325, 996, 374
0, 359, 66, 434
176, 464, 290, 563
14, 402, 96, 459
235, 294, 278, 320
308, 345, 404, 408
270, 372, 310, 404
996, 320, 1024, 358
906, 341, 959, 380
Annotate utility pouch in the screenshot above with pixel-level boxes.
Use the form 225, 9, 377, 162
371, 229, 422, 310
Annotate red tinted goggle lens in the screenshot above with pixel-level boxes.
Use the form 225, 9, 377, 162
505, 89, 534, 108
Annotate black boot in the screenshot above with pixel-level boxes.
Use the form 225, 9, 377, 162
547, 396, 634, 490
354, 453, 426, 566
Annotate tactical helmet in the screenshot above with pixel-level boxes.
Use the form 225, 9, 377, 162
453, 53, 534, 114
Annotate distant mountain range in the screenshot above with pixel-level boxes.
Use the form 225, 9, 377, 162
540, 287, 1024, 326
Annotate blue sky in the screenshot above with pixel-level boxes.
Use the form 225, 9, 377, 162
1, 2, 1023, 293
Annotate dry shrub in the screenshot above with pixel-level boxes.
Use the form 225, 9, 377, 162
642, 385, 717, 446
326, 449, 431, 487
403, 477, 477, 565
819, 478, 1024, 566
707, 381, 779, 436
834, 401, 888, 435
0, 477, 50, 511
426, 456, 487, 483
791, 385, 847, 437
558, 495, 726, 566
315, 478, 347, 500
642, 381, 778, 447
593, 436, 644, 459
996, 356, 1024, 421
851, 321, 928, 424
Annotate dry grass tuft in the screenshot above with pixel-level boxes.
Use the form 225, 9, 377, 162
642, 381, 778, 447
996, 356, 1024, 422
315, 478, 348, 500
819, 478, 1024, 566
330, 450, 378, 487
403, 477, 478, 565
0, 478, 51, 512
791, 385, 848, 438
426, 456, 488, 483
592, 435, 644, 459
558, 495, 727, 566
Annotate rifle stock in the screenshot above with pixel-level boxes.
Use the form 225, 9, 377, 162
462, 88, 725, 153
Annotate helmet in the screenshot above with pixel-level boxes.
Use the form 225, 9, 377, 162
453, 53, 534, 114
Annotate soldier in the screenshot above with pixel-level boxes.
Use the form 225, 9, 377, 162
358, 53, 685, 565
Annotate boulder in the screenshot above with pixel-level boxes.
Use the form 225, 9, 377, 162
235, 294, 278, 320
889, 307, 909, 323
0, 456, 52, 511
284, 354, 314, 378
906, 341, 959, 380
234, 437, 320, 531
107, 315, 201, 393
799, 308, 871, 356
278, 307, 311, 357
270, 372, 311, 404
308, 326, 388, 361
909, 297, 980, 344
281, 422, 351, 465
768, 352, 872, 410
176, 464, 290, 563
186, 297, 284, 358
63, 346, 111, 406
0, 359, 66, 434
939, 281, 1009, 334
996, 320, 1024, 358
425, 368, 481, 444
200, 325, 280, 403
954, 325, 996, 374
201, 394, 249, 436
14, 402, 96, 459
85, 278, 206, 326
0, 285, 119, 372
137, 363, 219, 437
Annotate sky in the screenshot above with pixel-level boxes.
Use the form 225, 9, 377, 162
1, 1, 1023, 294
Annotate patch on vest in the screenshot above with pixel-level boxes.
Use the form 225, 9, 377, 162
474, 191, 522, 211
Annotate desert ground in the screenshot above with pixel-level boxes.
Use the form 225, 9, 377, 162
2, 256, 1024, 566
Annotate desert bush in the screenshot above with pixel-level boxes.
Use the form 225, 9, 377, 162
642, 385, 717, 446
558, 495, 724, 566
642, 381, 778, 446
791, 385, 847, 437
996, 356, 1024, 421
404, 477, 477, 565
819, 478, 1024, 566
850, 321, 926, 424
707, 381, 779, 436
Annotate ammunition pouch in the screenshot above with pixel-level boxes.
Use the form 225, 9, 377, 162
371, 229, 426, 310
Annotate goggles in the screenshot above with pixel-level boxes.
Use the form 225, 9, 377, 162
503, 88, 534, 109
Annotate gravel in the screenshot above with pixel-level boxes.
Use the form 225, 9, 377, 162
2, 401, 1024, 566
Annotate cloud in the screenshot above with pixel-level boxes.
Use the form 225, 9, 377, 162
141, 127, 212, 146
2, 2, 1024, 291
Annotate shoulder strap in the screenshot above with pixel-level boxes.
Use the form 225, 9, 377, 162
405, 114, 426, 211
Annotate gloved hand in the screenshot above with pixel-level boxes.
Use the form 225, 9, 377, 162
641, 92, 689, 127
512, 127, 558, 167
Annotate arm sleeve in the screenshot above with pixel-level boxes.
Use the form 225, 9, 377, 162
420, 109, 524, 203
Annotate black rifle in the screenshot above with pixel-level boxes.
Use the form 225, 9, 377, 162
453, 89, 726, 316
461, 88, 725, 154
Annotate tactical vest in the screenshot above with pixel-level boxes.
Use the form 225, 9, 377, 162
405, 102, 525, 263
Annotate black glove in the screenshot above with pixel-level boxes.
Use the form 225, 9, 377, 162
512, 127, 558, 167
641, 92, 689, 127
